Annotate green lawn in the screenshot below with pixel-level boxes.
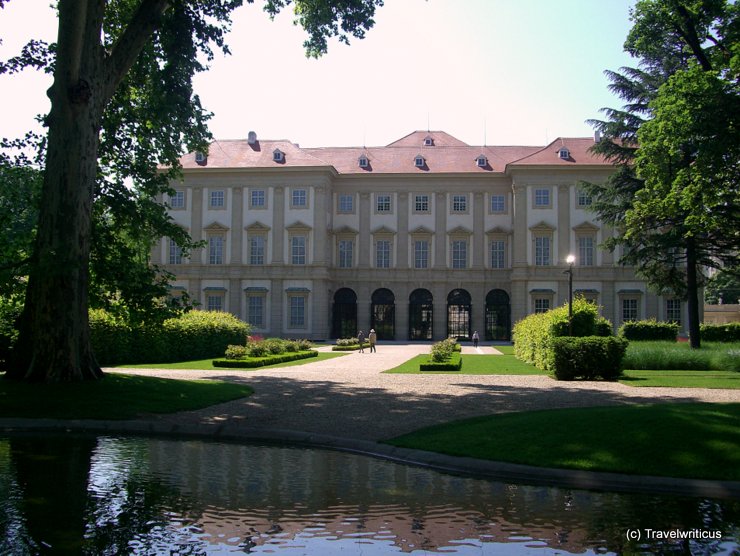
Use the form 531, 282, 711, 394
384, 353, 544, 375
0, 373, 253, 420
621, 369, 740, 389
491, 344, 515, 355
386, 403, 740, 481
114, 351, 347, 370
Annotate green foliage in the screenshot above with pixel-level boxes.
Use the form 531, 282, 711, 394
513, 298, 614, 371
549, 337, 628, 381
700, 323, 740, 342
705, 267, 740, 304
0, 295, 23, 368
430, 338, 457, 362
618, 319, 679, 341
420, 352, 462, 372
336, 337, 359, 346
90, 309, 250, 365
225, 344, 248, 359
623, 341, 740, 372
213, 350, 318, 368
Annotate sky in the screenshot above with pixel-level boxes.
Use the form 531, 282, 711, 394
0, 0, 638, 148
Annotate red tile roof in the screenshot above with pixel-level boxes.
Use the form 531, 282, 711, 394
178, 132, 611, 173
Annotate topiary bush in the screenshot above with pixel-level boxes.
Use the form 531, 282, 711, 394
700, 323, 740, 342
513, 297, 614, 371
430, 337, 457, 362
548, 336, 628, 380
618, 319, 679, 341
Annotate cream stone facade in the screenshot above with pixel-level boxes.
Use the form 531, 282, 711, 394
155, 130, 687, 340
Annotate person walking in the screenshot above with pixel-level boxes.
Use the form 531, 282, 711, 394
357, 330, 365, 353
368, 329, 377, 353
472, 330, 479, 348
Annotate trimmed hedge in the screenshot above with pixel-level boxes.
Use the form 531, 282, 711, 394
513, 297, 614, 371
548, 336, 628, 380
90, 309, 250, 365
332, 343, 369, 351
213, 350, 318, 368
420, 352, 462, 372
618, 319, 679, 341
700, 323, 740, 342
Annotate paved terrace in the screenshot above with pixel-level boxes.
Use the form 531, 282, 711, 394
107, 344, 740, 442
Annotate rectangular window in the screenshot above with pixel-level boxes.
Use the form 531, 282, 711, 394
490, 239, 505, 269
249, 236, 265, 265
578, 236, 595, 266
208, 235, 224, 265
452, 240, 467, 269
292, 189, 307, 208
250, 189, 266, 208
338, 239, 353, 268
338, 194, 353, 213
247, 296, 264, 328
376, 240, 391, 268
169, 239, 182, 265
490, 194, 505, 213
534, 188, 550, 208
577, 189, 592, 207
207, 294, 223, 312
209, 190, 225, 209
289, 296, 305, 327
534, 298, 550, 314
452, 194, 467, 213
170, 190, 185, 209
414, 240, 429, 269
376, 194, 392, 213
666, 299, 681, 325
622, 298, 639, 322
414, 194, 429, 213
291, 236, 306, 265
534, 236, 550, 266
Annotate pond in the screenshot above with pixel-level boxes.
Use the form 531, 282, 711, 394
0, 434, 738, 555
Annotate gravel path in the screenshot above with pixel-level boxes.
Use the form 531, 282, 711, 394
109, 344, 740, 441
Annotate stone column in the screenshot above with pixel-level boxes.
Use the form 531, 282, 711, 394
473, 192, 485, 269
601, 224, 614, 266
359, 192, 371, 268
434, 192, 447, 269
271, 278, 283, 335
272, 187, 285, 263
558, 185, 570, 264
230, 187, 243, 264
397, 192, 409, 269
433, 282, 447, 340
395, 281, 409, 341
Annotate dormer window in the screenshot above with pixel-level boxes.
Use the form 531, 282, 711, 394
358, 155, 369, 168
195, 151, 206, 164
273, 149, 285, 163
414, 155, 425, 168
476, 155, 488, 167
558, 147, 570, 160
423, 136, 434, 146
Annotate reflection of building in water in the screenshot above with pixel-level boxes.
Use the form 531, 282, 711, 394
139, 439, 605, 553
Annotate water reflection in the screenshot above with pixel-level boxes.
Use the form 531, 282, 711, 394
0, 434, 738, 555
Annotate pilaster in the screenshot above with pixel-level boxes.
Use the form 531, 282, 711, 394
512, 184, 528, 266
230, 187, 243, 264
397, 192, 409, 269
313, 186, 327, 265
434, 192, 447, 269
558, 184, 570, 263
191, 187, 203, 264
272, 187, 285, 263
359, 192, 371, 268
473, 192, 485, 269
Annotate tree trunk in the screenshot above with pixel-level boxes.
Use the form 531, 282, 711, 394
686, 239, 701, 349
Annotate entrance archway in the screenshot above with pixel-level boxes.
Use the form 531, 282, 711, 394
485, 289, 511, 341
447, 289, 472, 340
331, 288, 357, 339
371, 288, 395, 340
408, 289, 433, 340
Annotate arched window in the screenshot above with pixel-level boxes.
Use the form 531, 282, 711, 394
371, 288, 396, 340
447, 289, 472, 339
409, 289, 433, 340
485, 289, 511, 341
331, 288, 357, 339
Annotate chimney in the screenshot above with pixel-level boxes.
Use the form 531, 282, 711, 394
594, 129, 602, 143
248, 131, 257, 145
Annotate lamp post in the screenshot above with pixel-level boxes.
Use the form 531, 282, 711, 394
565, 254, 575, 336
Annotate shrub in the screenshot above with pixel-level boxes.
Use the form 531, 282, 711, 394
420, 352, 462, 372
213, 350, 318, 368
295, 339, 313, 350
548, 336, 628, 380
0, 297, 22, 368
430, 338, 457, 362
618, 319, 679, 341
336, 337, 359, 347
513, 298, 614, 371
700, 323, 740, 342
225, 345, 248, 359
90, 309, 250, 365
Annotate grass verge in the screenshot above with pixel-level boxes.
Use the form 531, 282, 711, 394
385, 403, 740, 481
0, 373, 253, 420
620, 370, 740, 389
384, 354, 543, 375
114, 351, 347, 370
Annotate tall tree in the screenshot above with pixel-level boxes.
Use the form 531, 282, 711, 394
3, 0, 384, 382
583, 0, 739, 348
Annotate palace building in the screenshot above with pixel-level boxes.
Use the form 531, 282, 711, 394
154, 130, 684, 341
